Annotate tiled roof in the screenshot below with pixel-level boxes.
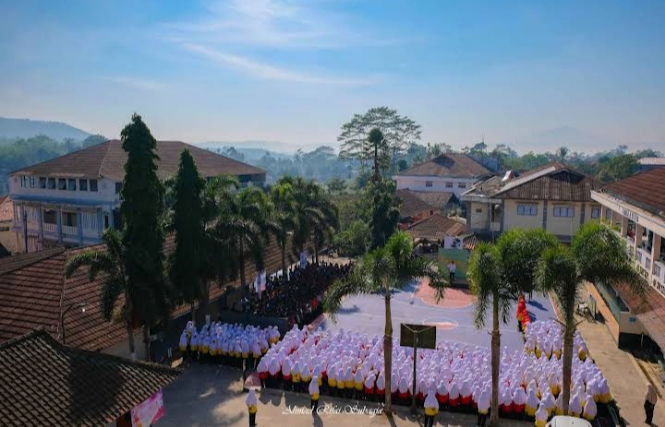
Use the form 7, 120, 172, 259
12, 140, 265, 181
396, 189, 435, 219
602, 168, 665, 216
405, 213, 470, 240
465, 163, 601, 202
398, 153, 491, 178
0, 234, 289, 350
407, 191, 458, 210
0, 329, 181, 427
609, 281, 665, 350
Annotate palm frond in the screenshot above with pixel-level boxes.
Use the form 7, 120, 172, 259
467, 242, 503, 329
100, 276, 123, 322
323, 269, 374, 320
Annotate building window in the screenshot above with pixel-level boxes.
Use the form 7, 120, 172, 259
425, 181, 433, 188
47, 178, 56, 189
104, 215, 110, 229
29, 177, 37, 188
20, 176, 27, 188
39, 177, 47, 189
445, 182, 453, 188
475, 208, 482, 213
115, 182, 123, 194
553, 206, 575, 217
605, 209, 612, 220
43, 210, 57, 225
517, 204, 538, 216
590, 207, 601, 219
79, 179, 88, 191
58, 178, 66, 190
89, 179, 98, 192
458, 182, 467, 189
63, 212, 78, 227
67, 178, 77, 191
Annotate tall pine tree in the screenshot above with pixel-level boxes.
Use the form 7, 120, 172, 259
120, 113, 167, 360
169, 149, 205, 323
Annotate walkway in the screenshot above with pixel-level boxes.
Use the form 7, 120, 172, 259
160, 364, 533, 427
578, 309, 665, 427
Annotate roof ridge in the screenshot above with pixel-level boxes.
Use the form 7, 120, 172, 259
0, 246, 65, 276
184, 142, 266, 174
0, 327, 49, 350
98, 139, 114, 179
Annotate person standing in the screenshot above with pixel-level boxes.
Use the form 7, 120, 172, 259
246, 389, 258, 427
645, 384, 658, 424
477, 386, 490, 427
447, 261, 456, 284
309, 376, 321, 413
424, 389, 439, 427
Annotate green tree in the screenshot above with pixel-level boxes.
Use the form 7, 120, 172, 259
211, 181, 275, 292
594, 154, 639, 182
65, 229, 137, 358
335, 220, 371, 257
120, 113, 168, 360
338, 107, 421, 174
168, 149, 206, 322
324, 231, 445, 414
467, 242, 511, 427
271, 178, 297, 275
368, 128, 387, 182
326, 177, 348, 195
361, 179, 401, 249
536, 222, 644, 414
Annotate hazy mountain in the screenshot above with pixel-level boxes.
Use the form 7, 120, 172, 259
508, 126, 610, 153
197, 141, 294, 161
0, 117, 92, 141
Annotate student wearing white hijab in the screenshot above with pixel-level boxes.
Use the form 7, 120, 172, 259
246, 389, 258, 427
424, 389, 439, 427
477, 387, 490, 427
309, 376, 321, 412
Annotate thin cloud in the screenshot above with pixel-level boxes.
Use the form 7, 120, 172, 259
163, 0, 398, 49
182, 43, 381, 85
100, 76, 165, 91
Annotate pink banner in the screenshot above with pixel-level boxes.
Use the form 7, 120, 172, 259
131, 389, 164, 427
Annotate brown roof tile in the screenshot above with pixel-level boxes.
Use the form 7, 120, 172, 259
398, 153, 491, 178
603, 168, 665, 216
0, 329, 181, 427
407, 191, 458, 210
396, 189, 436, 219
0, 234, 290, 350
405, 213, 470, 240
12, 140, 265, 182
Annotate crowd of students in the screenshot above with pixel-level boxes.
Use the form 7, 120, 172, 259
256, 321, 607, 425
244, 262, 353, 327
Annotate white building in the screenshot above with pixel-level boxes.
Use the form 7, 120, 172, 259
10, 140, 265, 252
395, 153, 492, 197
588, 167, 665, 350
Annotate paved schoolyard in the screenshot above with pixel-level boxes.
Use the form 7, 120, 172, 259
318, 280, 556, 352
159, 364, 533, 427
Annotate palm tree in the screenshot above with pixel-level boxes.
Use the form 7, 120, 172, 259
324, 231, 446, 414
271, 179, 297, 275
291, 178, 339, 264
468, 229, 558, 427
536, 222, 644, 414
467, 242, 509, 427
64, 228, 138, 359
209, 177, 276, 292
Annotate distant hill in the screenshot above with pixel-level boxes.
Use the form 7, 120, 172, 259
507, 126, 610, 153
197, 142, 293, 162
0, 117, 92, 141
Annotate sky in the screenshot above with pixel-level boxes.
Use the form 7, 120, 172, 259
1, 0, 664, 153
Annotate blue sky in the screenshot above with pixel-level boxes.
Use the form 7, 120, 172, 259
1, 0, 664, 152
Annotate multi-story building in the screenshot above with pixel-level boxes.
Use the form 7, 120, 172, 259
9, 140, 265, 252
584, 168, 665, 350
461, 162, 603, 242
395, 153, 492, 197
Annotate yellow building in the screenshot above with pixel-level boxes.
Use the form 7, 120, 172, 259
461, 163, 603, 243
